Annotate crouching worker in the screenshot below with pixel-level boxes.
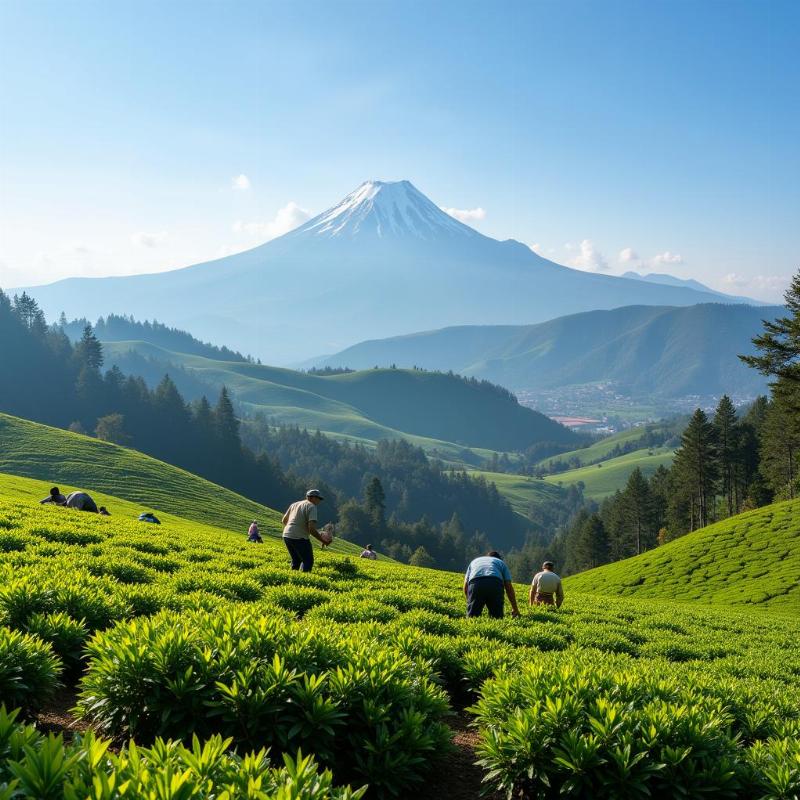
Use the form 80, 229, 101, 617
40, 486, 67, 506
464, 551, 520, 619
530, 561, 564, 608
281, 489, 330, 571
65, 491, 99, 513
247, 520, 263, 543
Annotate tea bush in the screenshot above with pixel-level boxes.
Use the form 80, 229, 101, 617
77, 609, 451, 795
0, 628, 60, 713
0, 706, 366, 799
472, 656, 800, 798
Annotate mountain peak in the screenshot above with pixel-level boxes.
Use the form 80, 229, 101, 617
287, 179, 483, 241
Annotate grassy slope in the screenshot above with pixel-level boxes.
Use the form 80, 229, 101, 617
0, 413, 357, 554
543, 447, 675, 499
566, 499, 800, 611
103, 341, 574, 455
469, 469, 566, 519
537, 424, 674, 469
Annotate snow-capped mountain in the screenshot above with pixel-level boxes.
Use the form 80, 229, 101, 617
286, 180, 479, 241
21, 180, 760, 363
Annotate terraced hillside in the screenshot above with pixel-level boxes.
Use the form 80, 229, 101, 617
0, 412, 356, 551
543, 446, 675, 499
1, 472, 799, 797
566, 499, 800, 611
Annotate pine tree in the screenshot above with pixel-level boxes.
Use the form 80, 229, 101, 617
364, 476, 386, 529
740, 269, 800, 385
760, 397, 800, 499
572, 514, 609, 571
74, 323, 104, 370
214, 387, 240, 450
671, 409, 719, 531
713, 395, 740, 517
620, 467, 655, 555
12, 292, 46, 334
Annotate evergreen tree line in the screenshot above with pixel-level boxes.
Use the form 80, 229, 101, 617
241, 417, 544, 568
60, 314, 251, 363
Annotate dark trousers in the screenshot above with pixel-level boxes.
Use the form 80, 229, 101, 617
467, 576, 504, 618
283, 537, 314, 571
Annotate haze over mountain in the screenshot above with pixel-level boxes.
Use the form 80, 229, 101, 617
621, 271, 760, 304
21, 180, 758, 363
317, 303, 782, 397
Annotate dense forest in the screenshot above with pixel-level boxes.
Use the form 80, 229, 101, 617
0, 289, 530, 569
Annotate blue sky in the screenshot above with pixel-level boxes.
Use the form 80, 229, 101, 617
0, 0, 797, 300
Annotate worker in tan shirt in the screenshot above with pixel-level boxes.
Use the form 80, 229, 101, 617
530, 561, 564, 608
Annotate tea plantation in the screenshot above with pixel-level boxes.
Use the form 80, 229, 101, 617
1, 472, 799, 798
0, 413, 289, 541
566, 498, 800, 612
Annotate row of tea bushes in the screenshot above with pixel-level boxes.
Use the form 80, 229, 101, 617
77, 609, 451, 795
0, 706, 366, 799
471, 654, 800, 798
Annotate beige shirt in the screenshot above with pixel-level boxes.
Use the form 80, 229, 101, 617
282, 500, 318, 540
532, 570, 564, 601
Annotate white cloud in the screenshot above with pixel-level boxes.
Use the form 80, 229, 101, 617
131, 231, 168, 248
651, 251, 683, 267
721, 273, 788, 300
441, 206, 486, 223
233, 201, 312, 240
618, 247, 639, 263
232, 174, 251, 190
566, 239, 608, 272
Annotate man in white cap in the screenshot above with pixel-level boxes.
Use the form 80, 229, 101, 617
281, 489, 330, 571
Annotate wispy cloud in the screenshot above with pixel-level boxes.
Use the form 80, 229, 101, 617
651, 251, 683, 267
618, 247, 639, 264
441, 206, 486, 224
231, 174, 251, 190
721, 273, 788, 301
131, 231, 168, 248
233, 201, 312, 240
566, 239, 608, 272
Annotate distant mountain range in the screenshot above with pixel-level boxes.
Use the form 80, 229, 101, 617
21, 180, 760, 363
316, 303, 782, 397
621, 271, 757, 303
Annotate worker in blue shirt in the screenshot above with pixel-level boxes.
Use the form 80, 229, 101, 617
464, 551, 520, 619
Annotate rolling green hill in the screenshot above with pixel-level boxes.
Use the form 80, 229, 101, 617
468, 469, 567, 519
536, 421, 680, 470
565, 499, 800, 611
0, 412, 354, 553
543, 447, 675, 499
319, 303, 780, 395
103, 341, 576, 455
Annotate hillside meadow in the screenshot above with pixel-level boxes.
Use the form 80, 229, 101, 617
543, 446, 675, 499
1, 472, 799, 797
0, 413, 359, 544
566, 497, 800, 612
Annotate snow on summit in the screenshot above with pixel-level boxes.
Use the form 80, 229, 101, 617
289, 180, 482, 241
